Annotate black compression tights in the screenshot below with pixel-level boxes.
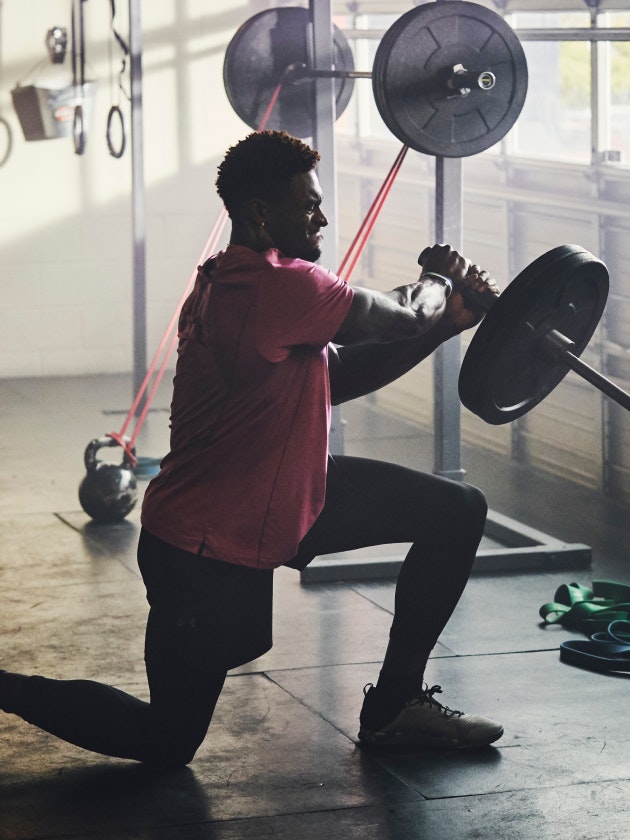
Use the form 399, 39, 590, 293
1, 456, 485, 764
1, 627, 226, 767
292, 455, 488, 676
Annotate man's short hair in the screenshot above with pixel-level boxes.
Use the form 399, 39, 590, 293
215, 130, 320, 218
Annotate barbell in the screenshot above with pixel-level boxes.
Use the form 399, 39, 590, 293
420, 244, 630, 424
223, 2, 528, 157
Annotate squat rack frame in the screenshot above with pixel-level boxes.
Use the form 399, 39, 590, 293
300, 0, 592, 581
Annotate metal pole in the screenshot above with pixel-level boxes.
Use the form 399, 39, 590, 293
433, 156, 466, 480
309, 0, 344, 455
309, 0, 338, 274
516, 27, 630, 42
591, 10, 613, 163
342, 27, 630, 42
79, 0, 86, 86
129, 0, 146, 411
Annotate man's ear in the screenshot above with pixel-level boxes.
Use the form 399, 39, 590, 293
246, 198, 270, 228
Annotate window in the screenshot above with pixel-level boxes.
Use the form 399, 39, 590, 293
609, 13, 630, 164
510, 13, 592, 163
334, 14, 398, 141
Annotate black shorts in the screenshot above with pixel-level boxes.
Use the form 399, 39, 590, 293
138, 528, 274, 673
138, 455, 478, 672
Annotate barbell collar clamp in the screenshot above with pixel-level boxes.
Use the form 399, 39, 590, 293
538, 327, 577, 363
447, 64, 497, 96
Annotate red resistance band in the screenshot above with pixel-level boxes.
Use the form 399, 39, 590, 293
106, 83, 286, 463
109, 82, 408, 465
337, 144, 408, 281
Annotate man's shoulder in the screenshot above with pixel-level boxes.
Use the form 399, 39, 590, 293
264, 251, 339, 287
218, 247, 345, 301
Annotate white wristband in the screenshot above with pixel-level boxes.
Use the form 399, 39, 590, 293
423, 271, 454, 299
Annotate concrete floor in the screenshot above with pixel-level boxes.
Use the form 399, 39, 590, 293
1, 374, 629, 840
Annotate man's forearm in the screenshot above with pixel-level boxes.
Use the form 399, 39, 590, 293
329, 320, 458, 405
332, 279, 449, 346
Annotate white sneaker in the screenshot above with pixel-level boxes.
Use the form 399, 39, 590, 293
358, 683, 503, 749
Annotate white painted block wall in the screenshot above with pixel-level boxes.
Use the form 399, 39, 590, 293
0, 0, 254, 378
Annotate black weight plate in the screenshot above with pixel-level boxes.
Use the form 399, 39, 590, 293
459, 245, 609, 425
223, 7, 355, 138
372, 1, 528, 157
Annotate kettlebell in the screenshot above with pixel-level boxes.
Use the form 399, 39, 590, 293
78, 436, 138, 523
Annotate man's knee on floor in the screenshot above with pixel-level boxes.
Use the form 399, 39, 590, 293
141, 732, 203, 768
138, 711, 211, 767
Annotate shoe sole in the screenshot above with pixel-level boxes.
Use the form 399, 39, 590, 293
358, 726, 504, 750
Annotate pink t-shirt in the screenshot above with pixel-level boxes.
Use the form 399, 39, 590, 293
141, 245, 354, 569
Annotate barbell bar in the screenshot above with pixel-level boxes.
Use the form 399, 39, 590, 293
223, 2, 528, 158
284, 61, 497, 96
421, 244, 630, 424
